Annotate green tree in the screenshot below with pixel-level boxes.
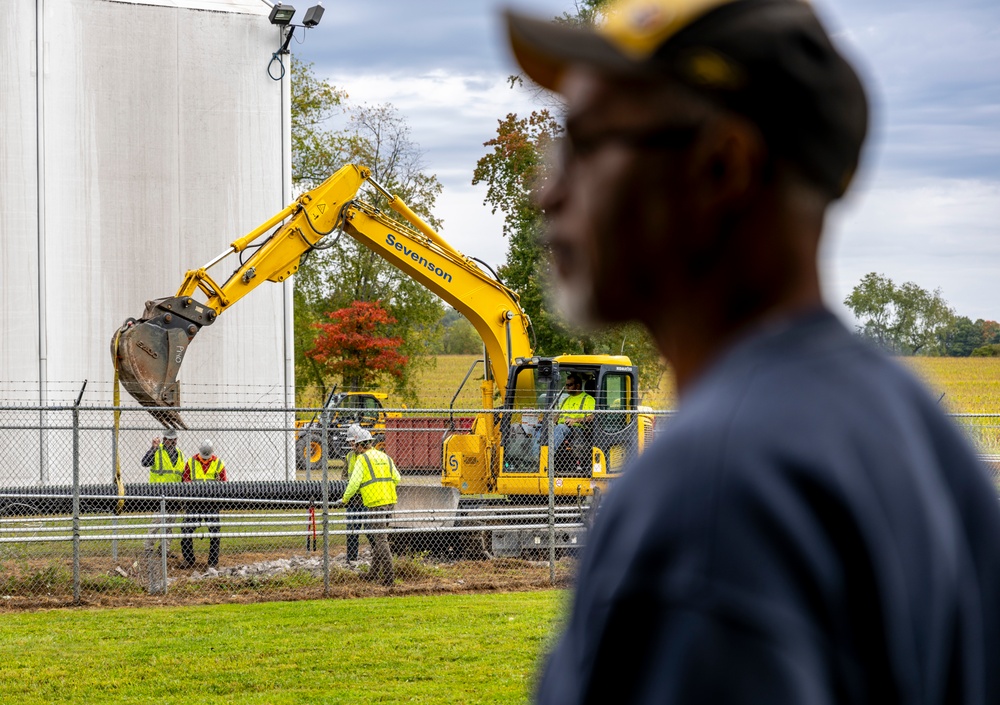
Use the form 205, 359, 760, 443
981, 320, 1000, 345
438, 309, 482, 355
473, 110, 573, 356
291, 58, 349, 403
844, 272, 955, 355
473, 0, 665, 393
291, 58, 348, 189
292, 89, 445, 404
938, 316, 984, 357
971, 344, 1000, 357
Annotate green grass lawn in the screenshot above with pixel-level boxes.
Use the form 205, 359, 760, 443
0, 590, 566, 705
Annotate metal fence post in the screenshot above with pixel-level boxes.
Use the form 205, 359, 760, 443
71, 411, 81, 604
321, 409, 330, 596
160, 496, 168, 595
285, 408, 292, 483
111, 423, 119, 562
547, 409, 556, 585
39, 408, 48, 485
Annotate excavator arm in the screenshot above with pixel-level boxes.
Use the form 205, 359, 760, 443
112, 164, 532, 427
339, 188, 532, 401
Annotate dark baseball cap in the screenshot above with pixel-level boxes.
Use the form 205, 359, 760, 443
505, 0, 868, 198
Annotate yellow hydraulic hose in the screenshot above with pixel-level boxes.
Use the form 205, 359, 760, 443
111, 331, 126, 514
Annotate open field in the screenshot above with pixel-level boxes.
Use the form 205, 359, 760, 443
404, 355, 1000, 453
902, 357, 1000, 413
410, 355, 1000, 413
0, 590, 565, 705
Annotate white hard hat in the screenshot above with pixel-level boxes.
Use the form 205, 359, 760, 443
346, 424, 372, 443
163, 428, 178, 440
199, 439, 214, 457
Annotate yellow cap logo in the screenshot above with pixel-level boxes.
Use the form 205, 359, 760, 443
679, 48, 745, 89
601, 0, 738, 60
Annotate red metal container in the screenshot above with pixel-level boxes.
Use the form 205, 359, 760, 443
385, 416, 475, 472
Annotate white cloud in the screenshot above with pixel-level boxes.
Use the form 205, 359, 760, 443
823, 177, 1000, 321
296, 0, 1000, 328
325, 70, 546, 270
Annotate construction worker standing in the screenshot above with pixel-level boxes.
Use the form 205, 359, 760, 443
180, 439, 227, 569
334, 424, 400, 586
141, 428, 185, 558
341, 444, 367, 564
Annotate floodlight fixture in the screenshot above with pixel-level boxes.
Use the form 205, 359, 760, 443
268, 3, 296, 25
265, 0, 324, 79
302, 3, 324, 28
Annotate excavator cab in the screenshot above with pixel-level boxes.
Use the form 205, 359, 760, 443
497, 356, 644, 496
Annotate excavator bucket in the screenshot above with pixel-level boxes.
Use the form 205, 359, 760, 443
391, 486, 461, 529
111, 296, 218, 429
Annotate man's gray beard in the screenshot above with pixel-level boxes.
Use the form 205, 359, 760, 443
551, 273, 604, 332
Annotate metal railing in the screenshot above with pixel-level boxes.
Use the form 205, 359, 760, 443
0, 403, 665, 606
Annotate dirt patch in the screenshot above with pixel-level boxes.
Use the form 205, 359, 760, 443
0, 552, 577, 612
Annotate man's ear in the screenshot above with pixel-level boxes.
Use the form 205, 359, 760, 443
686, 114, 766, 212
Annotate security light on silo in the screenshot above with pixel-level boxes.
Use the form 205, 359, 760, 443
264, 1, 325, 80
268, 3, 296, 25
302, 4, 324, 27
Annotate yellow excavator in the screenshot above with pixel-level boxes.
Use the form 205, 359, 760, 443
112, 164, 653, 512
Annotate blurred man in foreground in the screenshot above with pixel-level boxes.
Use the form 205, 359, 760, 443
505, 0, 1000, 702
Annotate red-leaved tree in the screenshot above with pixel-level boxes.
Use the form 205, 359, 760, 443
306, 301, 407, 391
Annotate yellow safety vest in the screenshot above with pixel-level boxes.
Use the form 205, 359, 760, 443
349, 449, 399, 508
558, 392, 595, 424
150, 446, 185, 483
344, 451, 357, 481
189, 457, 224, 482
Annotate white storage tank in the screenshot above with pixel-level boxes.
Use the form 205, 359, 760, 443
1, 0, 298, 482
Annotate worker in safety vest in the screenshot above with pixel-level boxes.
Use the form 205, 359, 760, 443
334, 424, 400, 586
179, 439, 228, 569
141, 427, 185, 559
535, 372, 596, 457
341, 442, 368, 564
142, 427, 186, 483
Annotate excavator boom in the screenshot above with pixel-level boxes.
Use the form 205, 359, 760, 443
112, 164, 531, 427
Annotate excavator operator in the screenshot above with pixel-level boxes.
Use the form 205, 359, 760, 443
555, 372, 595, 448
534, 372, 595, 457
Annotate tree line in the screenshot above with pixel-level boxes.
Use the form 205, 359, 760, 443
844, 272, 999, 357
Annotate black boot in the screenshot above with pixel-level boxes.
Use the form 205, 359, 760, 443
180, 537, 195, 568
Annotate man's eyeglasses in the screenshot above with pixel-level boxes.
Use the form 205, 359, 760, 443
561, 123, 703, 162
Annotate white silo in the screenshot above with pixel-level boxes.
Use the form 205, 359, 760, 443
1, 0, 302, 483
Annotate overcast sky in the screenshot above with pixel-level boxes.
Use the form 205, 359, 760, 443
289, 0, 1000, 323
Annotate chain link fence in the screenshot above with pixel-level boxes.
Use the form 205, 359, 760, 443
0, 399, 674, 608
0, 399, 996, 609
